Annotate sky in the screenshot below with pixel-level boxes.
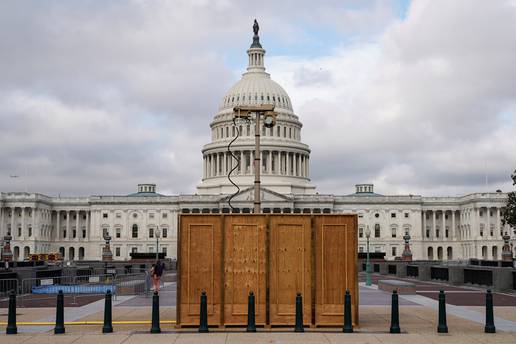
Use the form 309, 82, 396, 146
0, 0, 515, 197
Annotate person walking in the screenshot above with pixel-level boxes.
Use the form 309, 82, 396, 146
151, 260, 165, 292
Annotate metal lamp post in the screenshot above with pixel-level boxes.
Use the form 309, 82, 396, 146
233, 105, 277, 213
365, 226, 372, 286
155, 229, 160, 262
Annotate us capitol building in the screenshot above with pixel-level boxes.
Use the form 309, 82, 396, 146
0, 24, 511, 263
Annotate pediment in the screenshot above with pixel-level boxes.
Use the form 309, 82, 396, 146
219, 187, 293, 203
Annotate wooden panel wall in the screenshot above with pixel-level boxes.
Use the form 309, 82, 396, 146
178, 215, 222, 326
177, 214, 357, 328
223, 215, 267, 325
315, 215, 358, 326
269, 215, 312, 325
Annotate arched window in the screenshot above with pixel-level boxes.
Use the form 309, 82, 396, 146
132, 224, 138, 238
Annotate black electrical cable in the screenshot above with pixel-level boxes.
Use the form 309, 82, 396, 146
227, 117, 248, 211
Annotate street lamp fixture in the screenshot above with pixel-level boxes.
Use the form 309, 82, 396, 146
155, 229, 161, 262
365, 226, 372, 286
233, 105, 277, 213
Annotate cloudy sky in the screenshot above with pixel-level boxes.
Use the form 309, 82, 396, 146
1, 0, 515, 197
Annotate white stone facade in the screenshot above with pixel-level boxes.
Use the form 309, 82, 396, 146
0, 28, 512, 262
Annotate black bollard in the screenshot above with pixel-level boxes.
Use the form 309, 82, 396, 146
389, 290, 401, 334
54, 290, 65, 334
437, 290, 448, 333
199, 290, 209, 333
102, 289, 113, 333
150, 291, 161, 333
6, 291, 17, 335
246, 291, 256, 332
343, 289, 353, 333
294, 292, 304, 332
485, 289, 496, 333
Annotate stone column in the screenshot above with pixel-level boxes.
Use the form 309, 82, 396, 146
476, 207, 480, 239
86, 211, 90, 240
496, 207, 501, 238
10, 207, 15, 238
422, 210, 426, 239
56, 211, 61, 240
451, 210, 456, 240
76, 210, 80, 241
432, 211, 436, 239
268, 151, 272, 174
66, 211, 70, 240
442, 210, 446, 240
240, 151, 244, 174
306, 156, 310, 178
487, 207, 491, 237
286, 152, 290, 176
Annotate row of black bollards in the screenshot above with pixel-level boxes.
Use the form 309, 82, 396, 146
5, 288, 498, 334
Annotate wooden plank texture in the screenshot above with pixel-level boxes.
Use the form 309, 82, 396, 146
269, 215, 312, 325
223, 215, 267, 325
178, 215, 222, 326
314, 215, 358, 326
178, 214, 357, 328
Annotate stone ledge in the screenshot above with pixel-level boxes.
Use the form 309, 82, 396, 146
378, 279, 416, 294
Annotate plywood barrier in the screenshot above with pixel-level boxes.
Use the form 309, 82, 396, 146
177, 214, 357, 327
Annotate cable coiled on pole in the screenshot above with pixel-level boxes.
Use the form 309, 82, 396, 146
227, 117, 248, 211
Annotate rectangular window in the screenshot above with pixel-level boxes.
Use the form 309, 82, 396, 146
131, 247, 137, 254
149, 213, 154, 219
82, 229, 86, 238
103, 228, 108, 238
391, 213, 396, 218
358, 213, 364, 218
392, 247, 397, 256
73, 229, 77, 238
426, 229, 430, 238
162, 228, 168, 238
115, 247, 120, 257
404, 213, 409, 218
358, 246, 364, 253
358, 228, 363, 238
162, 247, 167, 256
436, 229, 440, 238
116, 213, 121, 218
391, 228, 396, 238
116, 228, 121, 238
103, 213, 108, 219
162, 213, 168, 219
374, 225, 381, 238
63, 230, 67, 238
149, 228, 154, 238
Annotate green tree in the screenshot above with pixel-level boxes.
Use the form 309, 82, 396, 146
502, 170, 516, 232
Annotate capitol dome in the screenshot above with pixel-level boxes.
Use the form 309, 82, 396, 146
197, 21, 316, 197
219, 70, 294, 112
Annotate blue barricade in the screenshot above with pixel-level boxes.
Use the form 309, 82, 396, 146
32, 284, 116, 294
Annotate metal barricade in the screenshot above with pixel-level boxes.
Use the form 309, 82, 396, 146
0, 279, 18, 297
114, 272, 148, 296
19, 276, 75, 307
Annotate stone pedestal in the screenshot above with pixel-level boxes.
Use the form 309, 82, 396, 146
102, 245, 113, 261
1, 235, 13, 262
502, 233, 513, 262
401, 233, 412, 262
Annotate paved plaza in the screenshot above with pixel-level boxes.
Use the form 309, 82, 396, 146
2, 274, 516, 343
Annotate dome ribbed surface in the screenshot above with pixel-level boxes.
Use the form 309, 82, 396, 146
219, 73, 293, 112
